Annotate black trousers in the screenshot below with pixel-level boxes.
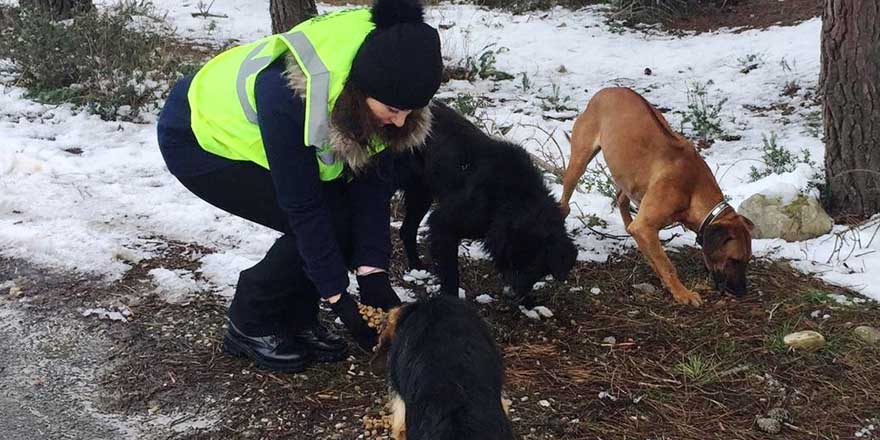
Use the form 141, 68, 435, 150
175, 162, 353, 336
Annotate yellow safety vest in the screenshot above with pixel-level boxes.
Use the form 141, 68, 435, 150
187, 8, 386, 181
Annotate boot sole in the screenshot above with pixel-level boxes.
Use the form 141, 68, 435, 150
222, 335, 313, 373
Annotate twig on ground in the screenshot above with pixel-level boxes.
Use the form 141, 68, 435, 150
573, 203, 630, 241
191, 11, 228, 18
522, 122, 568, 173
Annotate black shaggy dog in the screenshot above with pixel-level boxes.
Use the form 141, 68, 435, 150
395, 101, 578, 306
373, 296, 513, 440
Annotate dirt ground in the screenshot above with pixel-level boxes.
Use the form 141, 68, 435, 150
662, 0, 823, 34
2, 222, 878, 439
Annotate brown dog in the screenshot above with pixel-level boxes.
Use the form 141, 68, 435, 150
559, 87, 754, 306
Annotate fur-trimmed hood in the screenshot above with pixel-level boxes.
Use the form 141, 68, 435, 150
283, 55, 433, 173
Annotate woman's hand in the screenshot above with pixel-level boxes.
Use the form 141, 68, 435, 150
328, 292, 378, 351
356, 271, 402, 311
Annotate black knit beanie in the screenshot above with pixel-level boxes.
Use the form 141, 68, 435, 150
350, 0, 443, 110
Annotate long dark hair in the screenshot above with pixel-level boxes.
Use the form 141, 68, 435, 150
331, 81, 425, 149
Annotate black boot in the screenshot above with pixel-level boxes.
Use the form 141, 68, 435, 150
292, 323, 349, 362
287, 280, 349, 363
223, 320, 313, 373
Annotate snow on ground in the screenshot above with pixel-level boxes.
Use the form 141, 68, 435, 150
0, 1, 877, 301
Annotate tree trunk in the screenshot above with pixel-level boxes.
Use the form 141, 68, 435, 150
270, 0, 317, 34
19, 0, 94, 20
820, 0, 880, 218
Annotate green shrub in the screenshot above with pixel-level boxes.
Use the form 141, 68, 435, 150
748, 132, 817, 182
0, 1, 201, 121
539, 83, 577, 113
678, 80, 727, 142
581, 163, 617, 200
449, 93, 486, 119
445, 44, 514, 82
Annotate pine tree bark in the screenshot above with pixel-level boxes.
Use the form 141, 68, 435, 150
820, 0, 880, 218
19, 0, 94, 20
270, 0, 317, 34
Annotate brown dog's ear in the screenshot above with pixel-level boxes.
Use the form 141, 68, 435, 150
701, 223, 732, 253
369, 342, 391, 376
369, 305, 408, 376
740, 215, 755, 233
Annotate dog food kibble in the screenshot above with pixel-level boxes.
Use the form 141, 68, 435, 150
357, 303, 388, 330
362, 414, 392, 438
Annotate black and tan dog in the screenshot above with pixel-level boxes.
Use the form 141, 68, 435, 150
373, 296, 513, 440
395, 101, 577, 307
559, 87, 754, 306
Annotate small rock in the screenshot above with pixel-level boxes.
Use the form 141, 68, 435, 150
602, 336, 616, 345
519, 306, 540, 320
767, 408, 791, 423
756, 417, 782, 434
783, 330, 825, 352
533, 306, 554, 318
538, 400, 551, 408
644, 67, 653, 76
632, 283, 657, 295
475, 294, 495, 304
590, 287, 601, 295
853, 326, 880, 345
598, 391, 617, 401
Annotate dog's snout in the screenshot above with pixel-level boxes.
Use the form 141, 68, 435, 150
715, 273, 747, 297
552, 267, 571, 282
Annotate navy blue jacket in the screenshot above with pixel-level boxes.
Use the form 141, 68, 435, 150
158, 58, 394, 298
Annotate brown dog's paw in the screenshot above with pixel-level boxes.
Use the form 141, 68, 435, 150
673, 289, 703, 307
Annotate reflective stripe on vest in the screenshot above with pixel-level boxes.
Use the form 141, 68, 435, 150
235, 33, 335, 166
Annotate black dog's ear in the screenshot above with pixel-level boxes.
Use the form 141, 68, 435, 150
701, 223, 732, 253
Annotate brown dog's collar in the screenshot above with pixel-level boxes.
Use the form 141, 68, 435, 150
696, 201, 733, 245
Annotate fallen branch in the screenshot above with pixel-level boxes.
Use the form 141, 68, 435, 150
191, 11, 228, 18
528, 152, 562, 177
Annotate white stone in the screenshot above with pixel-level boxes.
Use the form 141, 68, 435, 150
476, 294, 495, 304
533, 306, 554, 318
783, 330, 825, 351
854, 326, 880, 345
